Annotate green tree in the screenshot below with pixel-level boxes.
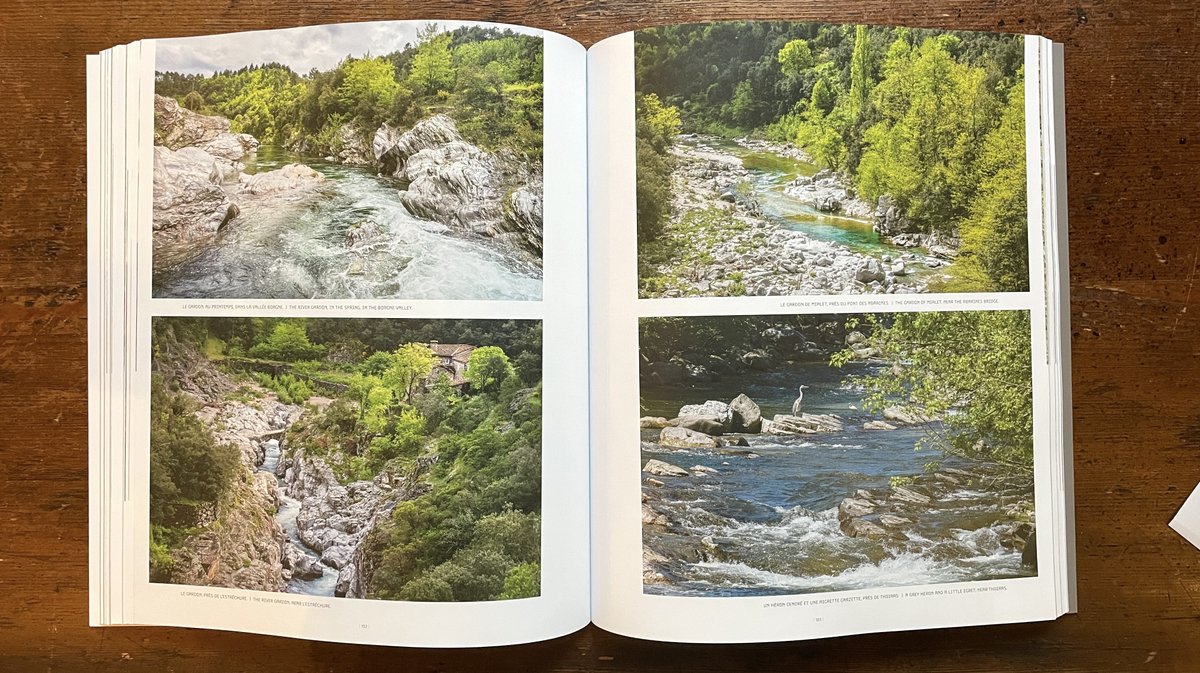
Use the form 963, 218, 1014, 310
635, 93, 681, 245
383, 343, 436, 402
848, 25, 873, 123
956, 77, 1029, 292
149, 375, 241, 526
777, 39, 814, 78
725, 80, 757, 127
499, 562, 540, 599
367, 407, 426, 469
855, 36, 995, 234
466, 346, 514, 393
347, 372, 382, 422
810, 77, 837, 115
639, 93, 681, 151
182, 90, 205, 111
248, 320, 325, 362
833, 311, 1034, 471
410, 30, 455, 95
337, 57, 403, 130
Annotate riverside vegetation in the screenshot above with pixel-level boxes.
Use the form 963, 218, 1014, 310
638, 311, 1036, 594
150, 317, 543, 601
636, 23, 1029, 296
153, 25, 544, 299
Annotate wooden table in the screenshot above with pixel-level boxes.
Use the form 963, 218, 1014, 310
2, 1, 1197, 670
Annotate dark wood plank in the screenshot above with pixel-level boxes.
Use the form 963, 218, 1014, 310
2, 0, 1199, 670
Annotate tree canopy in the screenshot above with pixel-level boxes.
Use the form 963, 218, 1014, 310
156, 25, 544, 159
832, 310, 1034, 471
634, 22, 1029, 292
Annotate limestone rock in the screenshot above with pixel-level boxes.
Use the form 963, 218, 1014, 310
282, 450, 401, 599
502, 182, 544, 258
728, 393, 763, 433
878, 514, 913, 528
838, 497, 876, 521
841, 517, 890, 539
333, 124, 373, 166
642, 503, 669, 526
856, 258, 886, 283
154, 94, 259, 161
642, 458, 690, 477
658, 426, 720, 450
891, 486, 932, 505
882, 406, 929, 425
283, 546, 326, 580
766, 413, 843, 434
152, 145, 240, 241
242, 163, 326, 195
671, 415, 727, 436
677, 401, 733, 431
377, 115, 543, 265
373, 122, 406, 171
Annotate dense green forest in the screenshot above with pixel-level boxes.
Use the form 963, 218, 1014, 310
150, 317, 543, 600
156, 25, 543, 159
640, 309, 1033, 473
635, 22, 1028, 292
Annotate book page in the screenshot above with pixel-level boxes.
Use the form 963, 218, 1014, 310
588, 24, 1067, 643
92, 20, 590, 647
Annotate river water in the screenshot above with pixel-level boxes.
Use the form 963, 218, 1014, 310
154, 146, 542, 300
640, 362, 1035, 597
260, 438, 338, 596
683, 137, 939, 280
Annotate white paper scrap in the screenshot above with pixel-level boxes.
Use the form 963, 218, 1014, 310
1169, 481, 1200, 550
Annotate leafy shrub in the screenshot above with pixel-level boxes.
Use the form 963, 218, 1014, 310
249, 321, 325, 362
499, 562, 540, 599
150, 375, 241, 528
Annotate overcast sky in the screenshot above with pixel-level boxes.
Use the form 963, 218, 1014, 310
155, 20, 542, 76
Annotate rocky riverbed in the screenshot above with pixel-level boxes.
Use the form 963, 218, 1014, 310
638, 369, 1037, 596
164, 378, 415, 598
163, 384, 303, 592
639, 135, 954, 298
151, 95, 543, 299
272, 446, 407, 598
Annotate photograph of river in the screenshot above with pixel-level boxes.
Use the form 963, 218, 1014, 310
151, 22, 545, 300
638, 312, 1037, 596
149, 316, 543, 601
634, 22, 1031, 297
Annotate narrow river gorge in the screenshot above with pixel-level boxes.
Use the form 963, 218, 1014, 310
258, 437, 338, 596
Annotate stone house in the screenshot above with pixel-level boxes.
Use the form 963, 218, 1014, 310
427, 342, 474, 388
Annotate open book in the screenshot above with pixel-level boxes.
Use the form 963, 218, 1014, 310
88, 18, 1075, 647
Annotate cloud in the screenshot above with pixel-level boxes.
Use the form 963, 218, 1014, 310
154, 20, 542, 75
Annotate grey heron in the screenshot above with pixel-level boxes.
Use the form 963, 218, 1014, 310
792, 385, 809, 416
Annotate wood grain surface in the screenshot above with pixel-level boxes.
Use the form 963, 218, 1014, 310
2, 1, 1198, 671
